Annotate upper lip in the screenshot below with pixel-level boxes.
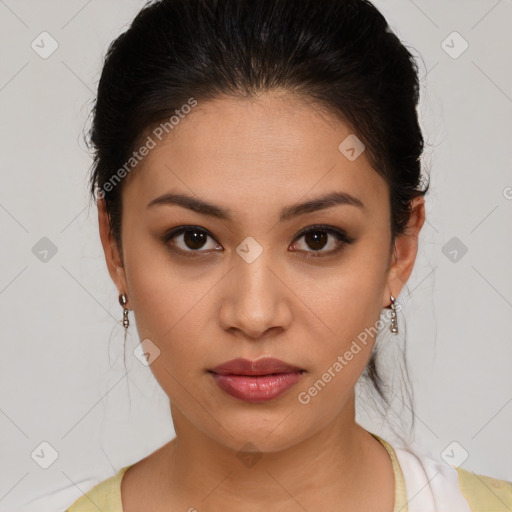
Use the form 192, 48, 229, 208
210, 357, 304, 376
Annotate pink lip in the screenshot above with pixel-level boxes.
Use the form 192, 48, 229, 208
210, 357, 303, 376
209, 357, 305, 402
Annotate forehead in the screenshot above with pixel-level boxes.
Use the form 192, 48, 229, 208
123, 93, 388, 218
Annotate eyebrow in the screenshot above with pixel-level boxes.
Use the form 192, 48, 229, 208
146, 191, 365, 221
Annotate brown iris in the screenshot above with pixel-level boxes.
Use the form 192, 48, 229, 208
304, 230, 328, 251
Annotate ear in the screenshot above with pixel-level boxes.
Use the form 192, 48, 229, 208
98, 198, 130, 306
382, 196, 426, 307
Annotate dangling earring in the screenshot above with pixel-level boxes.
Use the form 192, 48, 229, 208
389, 294, 398, 334
119, 293, 129, 332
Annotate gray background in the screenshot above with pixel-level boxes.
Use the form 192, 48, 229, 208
1, 0, 511, 509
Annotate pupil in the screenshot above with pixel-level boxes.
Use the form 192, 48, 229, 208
184, 230, 206, 250
305, 231, 327, 251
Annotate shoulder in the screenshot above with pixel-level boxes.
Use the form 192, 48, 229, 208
65, 465, 134, 512
389, 439, 512, 512
455, 466, 512, 512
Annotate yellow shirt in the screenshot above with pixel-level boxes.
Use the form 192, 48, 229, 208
65, 435, 512, 512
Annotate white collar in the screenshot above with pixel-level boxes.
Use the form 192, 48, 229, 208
393, 444, 472, 512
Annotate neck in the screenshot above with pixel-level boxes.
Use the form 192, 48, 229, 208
161, 393, 387, 511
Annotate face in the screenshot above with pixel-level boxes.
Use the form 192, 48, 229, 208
99, 92, 424, 453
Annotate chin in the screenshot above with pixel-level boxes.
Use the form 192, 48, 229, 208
208, 418, 310, 455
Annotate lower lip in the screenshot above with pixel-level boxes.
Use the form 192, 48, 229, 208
210, 372, 304, 402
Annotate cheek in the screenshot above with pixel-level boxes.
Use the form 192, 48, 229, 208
299, 245, 389, 388
127, 269, 210, 353
122, 230, 203, 338
125, 264, 210, 402
122, 239, 216, 381
306, 257, 388, 341
296, 293, 382, 418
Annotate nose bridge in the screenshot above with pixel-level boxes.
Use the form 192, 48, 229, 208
220, 245, 290, 338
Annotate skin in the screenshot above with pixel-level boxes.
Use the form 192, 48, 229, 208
99, 91, 425, 511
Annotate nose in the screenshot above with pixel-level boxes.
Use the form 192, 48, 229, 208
218, 254, 293, 340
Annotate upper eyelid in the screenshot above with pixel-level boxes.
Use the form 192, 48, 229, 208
165, 225, 349, 249
165, 224, 344, 239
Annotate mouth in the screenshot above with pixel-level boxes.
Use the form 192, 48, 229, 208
208, 357, 306, 402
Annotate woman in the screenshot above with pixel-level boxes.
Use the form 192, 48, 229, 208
65, 0, 512, 510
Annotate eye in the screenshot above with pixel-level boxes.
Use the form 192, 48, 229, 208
162, 224, 356, 258
163, 226, 222, 256
289, 225, 356, 257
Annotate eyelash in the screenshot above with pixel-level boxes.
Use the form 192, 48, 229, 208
162, 224, 356, 259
